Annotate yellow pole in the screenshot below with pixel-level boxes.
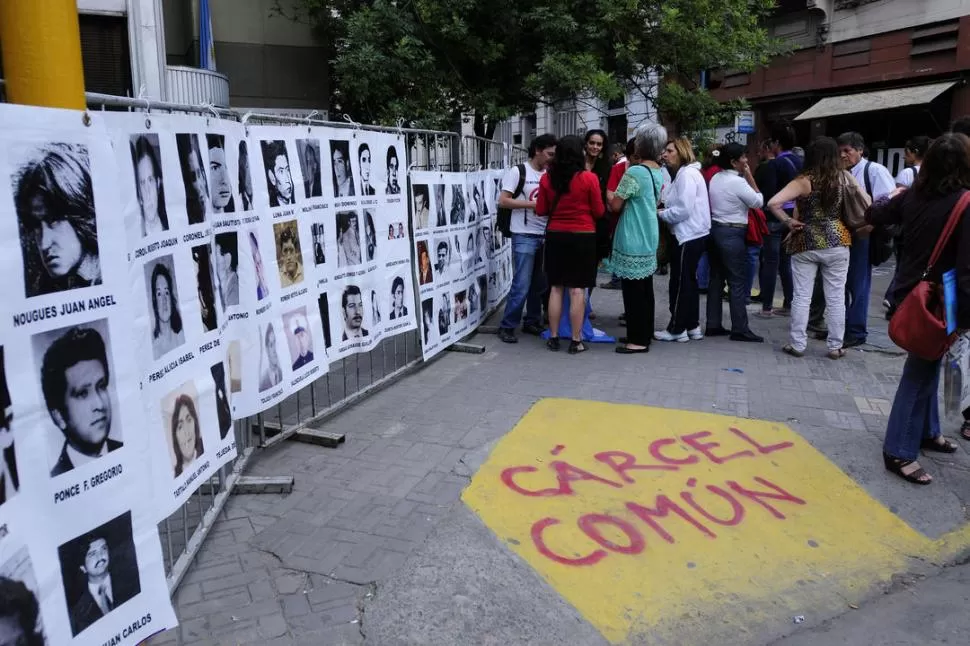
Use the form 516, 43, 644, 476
0, 0, 86, 109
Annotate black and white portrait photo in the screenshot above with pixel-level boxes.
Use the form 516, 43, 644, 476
358, 143, 375, 195
145, 255, 185, 359
260, 140, 295, 208
283, 308, 314, 371
248, 230, 270, 302
130, 134, 169, 238
228, 340, 242, 394
274, 220, 304, 288
470, 182, 482, 223
389, 276, 408, 320
175, 133, 208, 225
206, 134, 235, 214
0, 348, 18, 506
210, 361, 232, 440
296, 139, 322, 199
341, 285, 369, 341
416, 241, 434, 286
370, 290, 381, 325
58, 512, 140, 637
412, 184, 429, 230
477, 274, 488, 313
330, 140, 355, 198
438, 292, 451, 335
450, 184, 465, 225
433, 238, 452, 280
192, 245, 218, 333
162, 382, 204, 477
214, 232, 240, 309
363, 210, 377, 262
0, 549, 45, 646
317, 294, 332, 351
421, 298, 434, 345
12, 142, 102, 297
433, 184, 447, 227
238, 140, 255, 211
34, 322, 122, 477
336, 211, 362, 268
258, 323, 283, 393
386, 146, 401, 194
469, 280, 480, 316
311, 222, 326, 266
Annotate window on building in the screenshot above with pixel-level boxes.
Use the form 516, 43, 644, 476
79, 13, 133, 97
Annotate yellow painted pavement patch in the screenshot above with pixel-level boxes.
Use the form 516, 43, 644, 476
462, 399, 969, 645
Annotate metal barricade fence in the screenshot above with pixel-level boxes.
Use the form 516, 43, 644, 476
63, 92, 503, 594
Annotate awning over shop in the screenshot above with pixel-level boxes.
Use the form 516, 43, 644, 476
794, 81, 957, 121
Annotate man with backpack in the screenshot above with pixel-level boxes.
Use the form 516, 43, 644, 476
496, 133, 557, 343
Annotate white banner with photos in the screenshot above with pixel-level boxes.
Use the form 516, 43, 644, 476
0, 105, 176, 645
411, 170, 500, 360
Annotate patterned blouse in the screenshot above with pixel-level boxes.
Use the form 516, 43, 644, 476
786, 176, 852, 255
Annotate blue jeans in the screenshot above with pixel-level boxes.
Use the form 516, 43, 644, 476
697, 252, 710, 290
746, 244, 761, 299
883, 354, 942, 461
500, 234, 546, 330
706, 224, 751, 334
759, 221, 793, 312
846, 236, 871, 341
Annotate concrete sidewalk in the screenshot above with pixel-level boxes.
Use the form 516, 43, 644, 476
149, 266, 970, 646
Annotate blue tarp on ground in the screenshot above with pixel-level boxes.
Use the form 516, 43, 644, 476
540, 290, 616, 343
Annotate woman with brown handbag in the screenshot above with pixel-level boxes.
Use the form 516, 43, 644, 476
867, 133, 970, 485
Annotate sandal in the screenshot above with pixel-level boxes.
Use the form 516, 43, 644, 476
827, 348, 846, 360
546, 337, 560, 351
883, 453, 933, 485
782, 344, 804, 358
921, 437, 958, 454
961, 421, 970, 441
568, 340, 586, 355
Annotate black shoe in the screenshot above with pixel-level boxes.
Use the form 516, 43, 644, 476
522, 323, 544, 336
843, 336, 866, 348
730, 331, 764, 343
546, 337, 561, 351
705, 327, 729, 337
616, 345, 649, 354
497, 328, 518, 344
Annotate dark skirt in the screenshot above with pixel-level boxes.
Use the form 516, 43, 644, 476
544, 231, 597, 288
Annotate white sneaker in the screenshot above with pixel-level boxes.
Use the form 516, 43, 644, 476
654, 330, 689, 343
687, 327, 704, 340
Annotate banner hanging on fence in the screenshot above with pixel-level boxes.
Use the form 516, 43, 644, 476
411, 170, 495, 360
0, 105, 176, 646
105, 112, 241, 516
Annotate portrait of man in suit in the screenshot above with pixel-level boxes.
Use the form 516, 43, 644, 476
59, 513, 140, 636
39, 326, 122, 477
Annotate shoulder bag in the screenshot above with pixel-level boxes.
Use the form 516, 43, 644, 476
889, 191, 970, 360
839, 169, 871, 234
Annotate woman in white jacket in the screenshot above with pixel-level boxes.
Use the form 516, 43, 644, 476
655, 138, 712, 342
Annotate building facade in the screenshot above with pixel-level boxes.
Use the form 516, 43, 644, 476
492, 73, 660, 152
60, 0, 327, 111
711, 0, 970, 175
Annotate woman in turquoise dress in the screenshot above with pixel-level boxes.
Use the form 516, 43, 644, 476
609, 122, 667, 354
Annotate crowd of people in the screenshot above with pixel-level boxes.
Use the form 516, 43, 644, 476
495, 116, 970, 487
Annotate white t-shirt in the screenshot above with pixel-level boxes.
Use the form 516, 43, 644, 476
501, 163, 546, 235
895, 164, 920, 188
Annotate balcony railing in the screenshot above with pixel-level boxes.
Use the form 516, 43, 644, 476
165, 65, 230, 108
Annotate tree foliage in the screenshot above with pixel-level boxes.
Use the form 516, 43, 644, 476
274, 0, 783, 135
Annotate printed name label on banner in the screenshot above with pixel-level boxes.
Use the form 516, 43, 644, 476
173, 461, 211, 498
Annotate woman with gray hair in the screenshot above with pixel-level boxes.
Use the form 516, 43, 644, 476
608, 122, 667, 354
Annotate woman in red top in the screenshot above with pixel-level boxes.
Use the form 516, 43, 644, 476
536, 135, 605, 354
